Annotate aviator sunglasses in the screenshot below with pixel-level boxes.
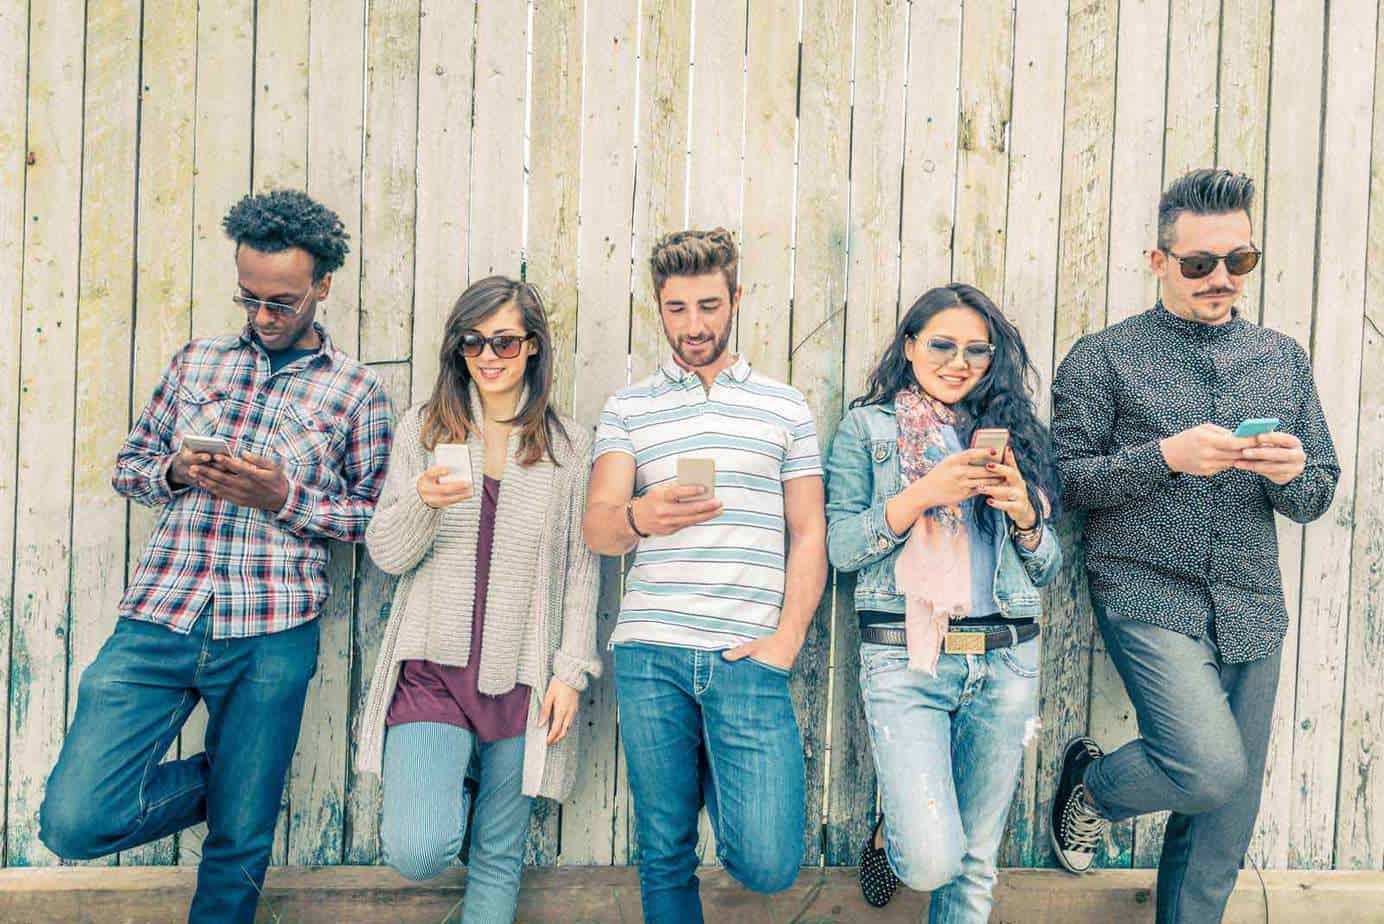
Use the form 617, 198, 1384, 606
459, 331, 535, 359
1164, 247, 1261, 280
912, 335, 996, 369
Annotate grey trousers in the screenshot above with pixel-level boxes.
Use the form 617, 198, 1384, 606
1083, 604, 1279, 924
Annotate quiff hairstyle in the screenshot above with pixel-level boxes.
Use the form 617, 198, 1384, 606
649, 227, 739, 300
1156, 168, 1255, 251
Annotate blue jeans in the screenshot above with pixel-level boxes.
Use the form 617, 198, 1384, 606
39, 614, 319, 924
859, 637, 1040, 924
613, 642, 805, 924
1084, 604, 1279, 924
381, 722, 532, 924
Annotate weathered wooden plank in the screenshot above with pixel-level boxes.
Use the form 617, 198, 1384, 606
252, 0, 310, 193
1103, 0, 1167, 328
290, 1, 368, 867
1334, 18, 1384, 870
359, 0, 420, 365
250, 0, 315, 870
7, 0, 86, 867
0, 0, 28, 869
526, 0, 582, 419
995, 0, 1068, 867
188, 2, 253, 341
553, 0, 637, 869
952, 0, 1013, 298
1099, 0, 1169, 866
65, 0, 142, 870
1161, 0, 1219, 178
522, 0, 585, 866
291, 0, 372, 827
736, 0, 798, 383
557, 0, 639, 868
1290, 0, 1376, 870
7, 866, 1384, 924
172, 0, 254, 870
825, 2, 908, 864
408, 0, 475, 405
1036, 0, 1119, 870
838, 0, 907, 407
1249, 0, 1325, 871
898, 0, 961, 308
627, 0, 692, 376
343, 363, 410, 865
687, 0, 746, 230
1214, 0, 1272, 322
468, 0, 527, 281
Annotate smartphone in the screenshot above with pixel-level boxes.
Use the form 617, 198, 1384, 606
180, 433, 233, 457
676, 457, 716, 498
1234, 417, 1281, 438
969, 428, 1010, 463
433, 443, 474, 486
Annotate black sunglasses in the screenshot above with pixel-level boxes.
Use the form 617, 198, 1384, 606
1165, 248, 1261, 280
459, 331, 535, 359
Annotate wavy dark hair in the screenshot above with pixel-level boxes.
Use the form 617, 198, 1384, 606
852, 283, 1060, 522
420, 276, 568, 466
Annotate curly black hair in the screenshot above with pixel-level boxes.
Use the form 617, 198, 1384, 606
222, 189, 350, 281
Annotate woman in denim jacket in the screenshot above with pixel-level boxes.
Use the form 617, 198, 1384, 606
825, 284, 1063, 921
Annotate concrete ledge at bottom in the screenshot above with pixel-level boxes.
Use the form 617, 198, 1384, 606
1, 865, 1380, 923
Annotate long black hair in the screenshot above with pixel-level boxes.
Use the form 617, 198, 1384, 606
852, 283, 1061, 522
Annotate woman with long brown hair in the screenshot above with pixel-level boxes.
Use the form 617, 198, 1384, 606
357, 276, 600, 923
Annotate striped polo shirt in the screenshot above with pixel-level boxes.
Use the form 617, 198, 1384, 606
595, 354, 823, 650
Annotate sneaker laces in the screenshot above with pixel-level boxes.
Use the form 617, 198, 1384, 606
1059, 783, 1105, 852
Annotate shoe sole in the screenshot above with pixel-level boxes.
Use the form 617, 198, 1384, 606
1050, 737, 1099, 875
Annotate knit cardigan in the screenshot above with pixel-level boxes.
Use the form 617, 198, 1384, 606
356, 396, 602, 801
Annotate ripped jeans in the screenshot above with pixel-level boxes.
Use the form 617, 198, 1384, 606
859, 637, 1040, 924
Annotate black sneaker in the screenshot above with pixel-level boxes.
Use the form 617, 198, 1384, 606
858, 815, 899, 907
1050, 736, 1108, 873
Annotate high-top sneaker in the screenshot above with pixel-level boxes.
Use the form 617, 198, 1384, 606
1050, 736, 1109, 873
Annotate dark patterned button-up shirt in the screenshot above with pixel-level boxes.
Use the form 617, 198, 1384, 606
1051, 303, 1339, 662
114, 324, 394, 638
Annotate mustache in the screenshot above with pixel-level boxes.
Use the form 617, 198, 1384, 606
1194, 287, 1236, 298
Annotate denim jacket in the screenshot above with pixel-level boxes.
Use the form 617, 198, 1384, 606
824, 403, 1063, 619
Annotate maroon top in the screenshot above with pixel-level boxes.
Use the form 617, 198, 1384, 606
386, 475, 531, 741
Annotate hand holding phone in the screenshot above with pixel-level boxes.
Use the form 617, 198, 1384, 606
676, 457, 716, 498
1233, 417, 1280, 439
433, 443, 474, 486
969, 428, 1010, 464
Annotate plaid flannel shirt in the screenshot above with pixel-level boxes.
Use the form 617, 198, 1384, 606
114, 324, 394, 637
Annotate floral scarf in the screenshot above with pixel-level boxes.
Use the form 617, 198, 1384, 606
893, 386, 972, 674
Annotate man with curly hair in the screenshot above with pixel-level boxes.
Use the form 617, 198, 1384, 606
38, 190, 394, 923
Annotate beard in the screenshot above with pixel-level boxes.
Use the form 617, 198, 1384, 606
670, 315, 734, 368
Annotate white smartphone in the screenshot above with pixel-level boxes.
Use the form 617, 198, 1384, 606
180, 433, 233, 457
433, 443, 474, 486
677, 457, 716, 498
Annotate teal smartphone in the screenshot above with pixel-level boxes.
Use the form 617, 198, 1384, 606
1234, 417, 1281, 438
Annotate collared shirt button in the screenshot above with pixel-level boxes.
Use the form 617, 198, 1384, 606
873, 444, 889, 462
876, 536, 890, 551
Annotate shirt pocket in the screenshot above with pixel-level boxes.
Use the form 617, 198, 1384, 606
273, 404, 338, 480
176, 385, 229, 440
869, 439, 900, 501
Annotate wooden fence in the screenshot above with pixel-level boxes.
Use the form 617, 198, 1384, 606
2, 0, 1381, 876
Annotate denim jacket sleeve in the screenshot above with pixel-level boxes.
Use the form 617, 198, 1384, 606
825, 410, 906, 572
1014, 521, 1063, 588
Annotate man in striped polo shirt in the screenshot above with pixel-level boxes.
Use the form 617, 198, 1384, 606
585, 228, 828, 923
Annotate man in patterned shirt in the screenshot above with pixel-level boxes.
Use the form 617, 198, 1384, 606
1047, 169, 1339, 923
585, 229, 828, 923
39, 190, 393, 923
